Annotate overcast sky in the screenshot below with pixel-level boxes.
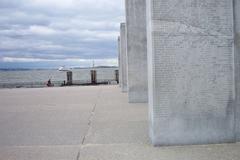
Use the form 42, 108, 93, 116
0, 0, 124, 69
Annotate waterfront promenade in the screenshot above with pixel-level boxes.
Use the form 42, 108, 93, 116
0, 86, 239, 160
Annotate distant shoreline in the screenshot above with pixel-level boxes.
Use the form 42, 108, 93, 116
0, 66, 118, 71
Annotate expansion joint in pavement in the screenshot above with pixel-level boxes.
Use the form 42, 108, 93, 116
76, 151, 80, 160
77, 88, 102, 160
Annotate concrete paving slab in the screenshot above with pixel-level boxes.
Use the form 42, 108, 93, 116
95, 86, 147, 111
0, 86, 99, 108
97, 91, 128, 107
0, 87, 97, 146
84, 86, 149, 145
94, 100, 148, 123
93, 107, 148, 123
80, 143, 240, 160
0, 120, 88, 146
0, 85, 240, 159
84, 121, 150, 145
0, 145, 80, 160
0, 86, 100, 159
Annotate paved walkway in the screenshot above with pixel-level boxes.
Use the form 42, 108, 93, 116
0, 85, 239, 160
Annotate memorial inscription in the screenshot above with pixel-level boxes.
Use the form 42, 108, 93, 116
147, 0, 235, 145
234, 0, 240, 142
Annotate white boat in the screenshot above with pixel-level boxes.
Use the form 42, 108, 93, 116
58, 66, 70, 72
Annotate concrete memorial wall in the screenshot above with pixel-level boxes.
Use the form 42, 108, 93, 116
235, 0, 240, 142
146, 0, 235, 146
125, 0, 148, 103
118, 36, 122, 88
120, 23, 128, 92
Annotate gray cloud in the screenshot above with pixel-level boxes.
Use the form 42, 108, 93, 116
0, 0, 24, 9
0, 0, 124, 67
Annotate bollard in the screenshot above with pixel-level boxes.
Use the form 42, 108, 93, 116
67, 71, 73, 85
115, 70, 119, 84
91, 70, 97, 84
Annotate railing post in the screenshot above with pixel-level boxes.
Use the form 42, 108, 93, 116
91, 70, 97, 84
67, 71, 73, 85
115, 70, 119, 84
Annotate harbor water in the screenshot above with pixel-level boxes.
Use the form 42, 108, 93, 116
0, 67, 118, 88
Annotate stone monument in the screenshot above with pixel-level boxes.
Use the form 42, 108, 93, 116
120, 23, 128, 92
118, 36, 122, 87
125, 0, 148, 103
235, 0, 240, 142
147, 0, 235, 146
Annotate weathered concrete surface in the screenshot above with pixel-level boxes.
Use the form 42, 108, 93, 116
0, 146, 80, 160
80, 86, 240, 160
0, 86, 240, 160
84, 86, 149, 145
125, 0, 148, 103
120, 23, 128, 92
147, 0, 235, 146
235, 0, 240, 141
0, 86, 100, 160
118, 36, 122, 88
80, 143, 240, 160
